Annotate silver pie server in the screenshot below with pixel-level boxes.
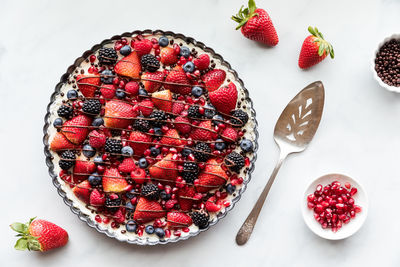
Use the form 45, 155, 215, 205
236, 81, 325, 245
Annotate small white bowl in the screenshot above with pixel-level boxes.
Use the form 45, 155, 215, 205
301, 173, 368, 240
371, 33, 400, 93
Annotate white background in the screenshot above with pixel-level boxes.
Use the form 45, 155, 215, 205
1, 0, 400, 266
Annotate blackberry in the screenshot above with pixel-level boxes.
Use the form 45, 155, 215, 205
57, 105, 73, 119
82, 99, 102, 115
188, 105, 202, 119
149, 110, 166, 127
193, 142, 211, 162
105, 138, 122, 154
141, 184, 160, 200
105, 194, 121, 213
110, 129, 121, 137
59, 150, 76, 170
182, 162, 199, 183
98, 47, 118, 65
225, 152, 245, 173
140, 54, 160, 72
230, 109, 249, 127
204, 104, 216, 119
191, 210, 209, 229
134, 117, 150, 132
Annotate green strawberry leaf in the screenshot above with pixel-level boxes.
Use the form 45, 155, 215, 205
14, 238, 28, 251
10, 223, 28, 234
232, 0, 259, 30
27, 238, 41, 251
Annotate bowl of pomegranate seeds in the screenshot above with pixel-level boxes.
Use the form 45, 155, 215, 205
302, 174, 368, 240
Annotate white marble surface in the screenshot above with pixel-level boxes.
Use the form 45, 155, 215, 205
1, 0, 400, 266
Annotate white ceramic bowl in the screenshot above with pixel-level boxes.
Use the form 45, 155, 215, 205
301, 173, 368, 240
372, 33, 400, 93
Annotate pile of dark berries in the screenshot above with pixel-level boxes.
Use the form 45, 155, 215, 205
375, 39, 400, 87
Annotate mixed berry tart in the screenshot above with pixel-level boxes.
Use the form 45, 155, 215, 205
44, 30, 258, 244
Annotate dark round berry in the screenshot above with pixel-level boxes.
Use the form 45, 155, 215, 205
125, 220, 137, 233
121, 146, 134, 157
92, 117, 104, 127
225, 152, 245, 173
183, 61, 195, 73
115, 88, 126, 99
153, 127, 163, 136
141, 184, 160, 200
88, 173, 102, 187
134, 117, 151, 132
191, 86, 203, 97
215, 139, 226, 151
141, 54, 160, 72
160, 190, 171, 200
59, 150, 75, 170
150, 147, 161, 157
230, 109, 249, 127
188, 105, 202, 119
53, 118, 63, 128
100, 69, 114, 84
180, 46, 191, 58
212, 114, 224, 126
125, 201, 136, 210
57, 105, 73, 119
145, 225, 155, 234
105, 194, 121, 213
154, 228, 165, 238
149, 110, 166, 127
82, 99, 102, 115
181, 148, 193, 158
240, 139, 254, 152
98, 47, 118, 65
138, 158, 148, 168
67, 89, 78, 99
82, 144, 96, 158
204, 104, 216, 119
139, 88, 148, 97
110, 129, 122, 137
193, 142, 211, 162
125, 189, 136, 199
226, 183, 236, 194
158, 36, 169, 47
93, 156, 104, 165
182, 161, 199, 183
105, 138, 122, 154
120, 45, 132, 56
191, 210, 209, 229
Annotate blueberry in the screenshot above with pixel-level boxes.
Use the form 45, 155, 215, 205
158, 36, 169, 47
116, 89, 126, 99
67, 89, 78, 99
125, 201, 136, 210
215, 139, 226, 151
183, 61, 195, 73
191, 86, 203, 97
93, 156, 104, 165
153, 127, 163, 136
204, 104, 216, 119
150, 147, 160, 157
145, 225, 155, 234
181, 148, 192, 158
126, 220, 137, 233
82, 144, 96, 158
226, 183, 236, 194
154, 227, 165, 238
53, 118, 63, 128
180, 46, 191, 58
120, 45, 132, 56
240, 139, 254, 152
212, 114, 224, 125
92, 117, 104, 127
138, 158, 148, 168
160, 190, 171, 200
121, 146, 134, 157
126, 189, 136, 199
88, 173, 102, 186
101, 69, 114, 84
138, 88, 148, 97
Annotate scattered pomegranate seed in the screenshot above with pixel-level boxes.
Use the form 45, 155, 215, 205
103, 217, 110, 224
95, 215, 102, 223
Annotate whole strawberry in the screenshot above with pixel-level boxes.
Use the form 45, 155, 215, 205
231, 0, 278, 46
298, 26, 334, 69
10, 217, 68, 252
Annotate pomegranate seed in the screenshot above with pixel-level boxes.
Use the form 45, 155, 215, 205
344, 182, 351, 189
95, 215, 102, 223
182, 227, 190, 233
316, 184, 323, 192
165, 229, 171, 238
307, 202, 315, 209
354, 205, 362, 213
350, 187, 358, 196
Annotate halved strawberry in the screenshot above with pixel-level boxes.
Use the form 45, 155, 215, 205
102, 167, 130, 193
114, 51, 141, 79
118, 158, 136, 173
193, 54, 210, 70
160, 129, 183, 147
104, 100, 138, 129
221, 127, 238, 143
209, 82, 237, 115
89, 189, 106, 207
50, 132, 76, 151
73, 159, 96, 183
128, 131, 152, 158
151, 90, 172, 113
141, 71, 165, 93
149, 153, 178, 185
174, 116, 191, 134
160, 47, 178, 65
190, 120, 214, 141
133, 39, 153, 57
164, 66, 191, 95
133, 197, 166, 223
61, 115, 92, 145
76, 75, 100, 98
100, 84, 116, 99
138, 99, 154, 116
88, 130, 106, 148
201, 69, 226, 92
178, 186, 196, 212
195, 159, 228, 193
72, 180, 91, 204
166, 212, 193, 228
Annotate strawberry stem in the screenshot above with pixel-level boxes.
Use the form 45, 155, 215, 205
231, 0, 258, 30
308, 26, 334, 59
10, 217, 41, 251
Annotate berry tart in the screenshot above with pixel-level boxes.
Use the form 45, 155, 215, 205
44, 30, 258, 245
